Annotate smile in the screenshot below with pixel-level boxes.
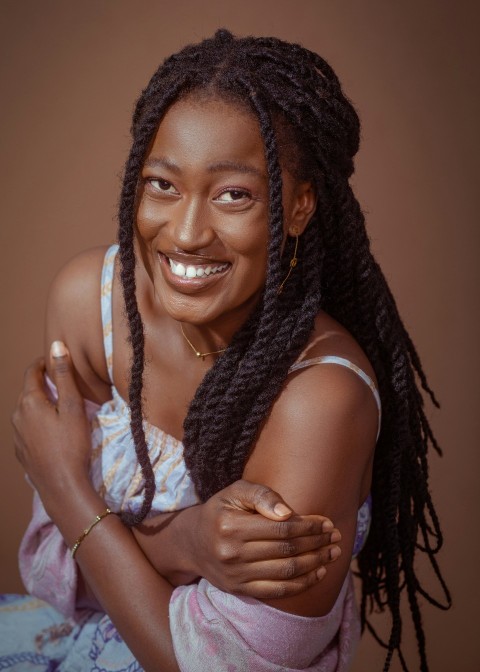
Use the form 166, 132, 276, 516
168, 258, 230, 278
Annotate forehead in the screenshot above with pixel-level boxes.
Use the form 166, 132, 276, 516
147, 96, 267, 174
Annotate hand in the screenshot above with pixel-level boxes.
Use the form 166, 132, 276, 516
182, 479, 342, 599
12, 341, 92, 518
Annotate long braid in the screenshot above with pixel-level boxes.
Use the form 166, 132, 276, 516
117, 72, 191, 525
116, 29, 450, 669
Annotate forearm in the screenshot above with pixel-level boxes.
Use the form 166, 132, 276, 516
44, 478, 180, 672
132, 506, 201, 585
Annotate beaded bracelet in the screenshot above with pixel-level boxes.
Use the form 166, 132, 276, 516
71, 508, 114, 559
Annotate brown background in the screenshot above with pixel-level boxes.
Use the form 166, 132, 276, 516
0, 1, 478, 670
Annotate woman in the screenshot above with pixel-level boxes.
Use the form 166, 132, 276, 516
4, 30, 449, 671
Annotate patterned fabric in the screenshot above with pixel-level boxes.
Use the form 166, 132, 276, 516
94, 244, 200, 518
1, 244, 382, 670
0, 595, 141, 672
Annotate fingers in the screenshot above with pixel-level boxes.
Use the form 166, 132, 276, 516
235, 567, 331, 600
12, 358, 55, 434
49, 341, 82, 413
235, 544, 341, 585
212, 530, 342, 572
218, 510, 334, 542
236, 530, 342, 562
22, 357, 47, 397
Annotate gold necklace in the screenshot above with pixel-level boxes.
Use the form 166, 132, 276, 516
180, 323, 227, 361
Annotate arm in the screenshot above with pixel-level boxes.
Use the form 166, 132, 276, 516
13, 348, 179, 671
242, 361, 378, 616
24, 248, 112, 612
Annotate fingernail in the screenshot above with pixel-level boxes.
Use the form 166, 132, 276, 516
51, 341, 68, 358
330, 546, 342, 560
317, 566, 327, 580
322, 520, 334, 532
330, 530, 342, 543
273, 503, 292, 516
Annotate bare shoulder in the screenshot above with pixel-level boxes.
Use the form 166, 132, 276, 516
45, 245, 114, 403
46, 247, 110, 319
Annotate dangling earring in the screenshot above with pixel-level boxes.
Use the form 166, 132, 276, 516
278, 226, 299, 294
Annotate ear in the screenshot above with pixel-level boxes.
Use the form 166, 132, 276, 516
287, 181, 317, 236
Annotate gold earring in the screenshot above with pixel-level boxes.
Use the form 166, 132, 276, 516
278, 227, 299, 294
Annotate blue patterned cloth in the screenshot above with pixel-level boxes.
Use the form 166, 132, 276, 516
0, 595, 140, 671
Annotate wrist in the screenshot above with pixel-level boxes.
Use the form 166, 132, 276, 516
43, 478, 106, 548
39, 471, 92, 515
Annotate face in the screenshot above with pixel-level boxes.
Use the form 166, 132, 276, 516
136, 94, 314, 329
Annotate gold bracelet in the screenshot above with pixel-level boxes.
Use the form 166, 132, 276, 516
71, 508, 114, 559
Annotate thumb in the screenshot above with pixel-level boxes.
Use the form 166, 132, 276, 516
49, 341, 82, 410
234, 480, 295, 521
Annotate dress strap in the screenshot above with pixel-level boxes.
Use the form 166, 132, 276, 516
288, 355, 382, 440
100, 244, 119, 384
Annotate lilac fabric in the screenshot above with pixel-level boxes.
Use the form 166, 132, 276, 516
19, 489, 80, 617
170, 575, 360, 671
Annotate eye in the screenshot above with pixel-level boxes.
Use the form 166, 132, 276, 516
215, 189, 251, 203
146, 178, 179, 195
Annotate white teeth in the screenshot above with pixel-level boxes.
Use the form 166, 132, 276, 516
173, 262, 186, 277
168, 258, 227, 278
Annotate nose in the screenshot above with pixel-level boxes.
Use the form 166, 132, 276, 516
171, 196, 215, 251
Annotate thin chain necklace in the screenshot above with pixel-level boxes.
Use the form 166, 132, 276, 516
180, 323, 227, 361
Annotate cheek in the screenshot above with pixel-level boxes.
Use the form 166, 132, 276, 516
225, 206, 269, 253
226, 215, 269, 283
136, 196, 163, 242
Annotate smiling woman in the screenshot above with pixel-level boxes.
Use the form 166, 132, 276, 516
136, 96, 272, 331
2, 29, 449, 672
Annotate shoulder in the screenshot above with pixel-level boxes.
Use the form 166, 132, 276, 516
46, 246, 113, 309
45, 245, 115, 401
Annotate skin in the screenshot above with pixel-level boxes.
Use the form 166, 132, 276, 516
12, 96, 378, 670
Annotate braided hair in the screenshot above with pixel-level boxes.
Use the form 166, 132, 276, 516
117, 29, 450, 671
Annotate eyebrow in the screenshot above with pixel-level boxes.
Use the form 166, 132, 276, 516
207, 160, 264, 177
144, 156, 264, 178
